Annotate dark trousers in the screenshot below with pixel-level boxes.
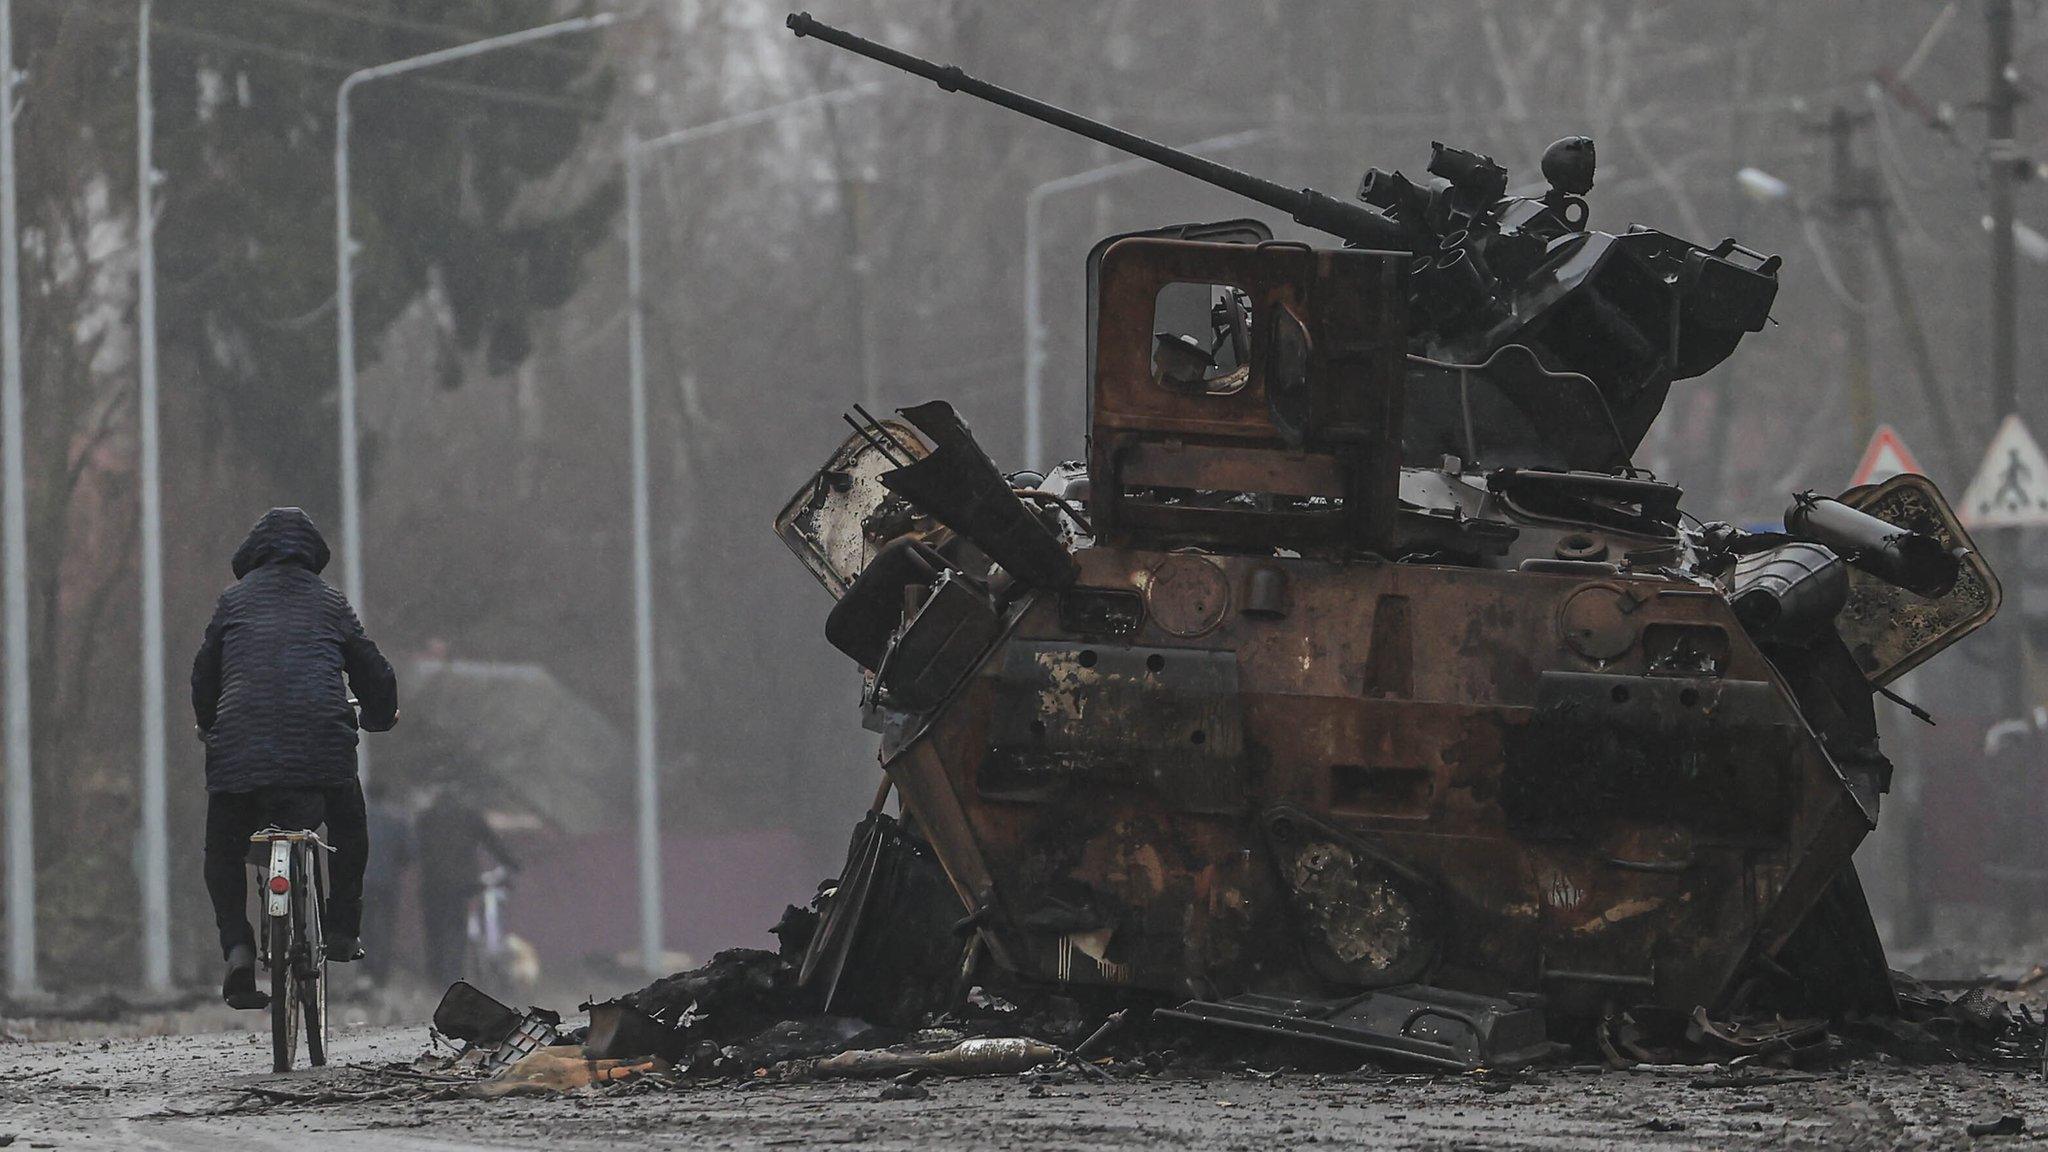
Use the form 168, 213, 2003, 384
421, 884, 472, 987
204, 782, 368, 960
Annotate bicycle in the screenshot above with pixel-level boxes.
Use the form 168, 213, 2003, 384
466, 865, 539, 995
250, 825, 332, 1073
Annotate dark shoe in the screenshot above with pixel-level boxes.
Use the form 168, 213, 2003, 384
223, 944, 269, 1010
326, 935, 364, 963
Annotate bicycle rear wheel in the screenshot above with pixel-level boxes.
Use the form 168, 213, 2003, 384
302, 856, 328, 1067
269, 913, 299, 1073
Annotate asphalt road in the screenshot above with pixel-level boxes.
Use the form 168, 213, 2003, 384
6, 1017, 2048, 1150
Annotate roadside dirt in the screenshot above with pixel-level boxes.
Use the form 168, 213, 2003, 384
6, 1019, 2048, 1150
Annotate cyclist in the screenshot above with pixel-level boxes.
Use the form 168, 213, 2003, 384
192, 507, 398, 1009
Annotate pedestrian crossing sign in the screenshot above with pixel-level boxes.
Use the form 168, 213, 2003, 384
1850, 425, 1923, 488
1961, 414, 2048, 528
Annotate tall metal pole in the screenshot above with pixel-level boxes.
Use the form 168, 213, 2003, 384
1987, 0, 2026, 712
134, 0, 169, 993
333, 70, 362, 649
333, 14, 615, 784
0, 0, 34, 998
1820, 106, 1875, 457
1022, 129, 1266, 469
619, 83, 876, 976
622, 135, 661, 976
1988, 0, 2017, 420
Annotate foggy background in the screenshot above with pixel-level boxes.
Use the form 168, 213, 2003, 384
2, 0, 2043, 989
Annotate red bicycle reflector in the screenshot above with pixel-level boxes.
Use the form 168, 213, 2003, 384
267, 874, 290, 895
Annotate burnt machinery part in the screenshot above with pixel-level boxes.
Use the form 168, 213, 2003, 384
1731, 542, 1850, 641
826, 537, 946, 670
1157, 986, 1559, 1073
798, 812, 964, 1025
1426, 141, 1509, 203
432, 981, 521, 1047
583, 998, 688, 1061
881, 401, 1077, 590
1541, 135, 1596, 196
1785, 491, 1961, 598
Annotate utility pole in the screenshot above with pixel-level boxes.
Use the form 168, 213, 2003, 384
0, 0, 33, 998
620, 82, 877, 975
1866, 197, 1964, 474
1818, 106, 1878, 456
621, 135, 660, 977
134, 0, 170, 993
1989, 0, 2018, 420
1987, 0, 2027, 712
820, 98, 878, 407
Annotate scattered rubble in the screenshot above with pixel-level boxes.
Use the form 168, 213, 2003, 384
377, 932, 2048, 1111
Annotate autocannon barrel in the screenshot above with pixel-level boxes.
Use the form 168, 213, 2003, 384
787, 12, 1407, 251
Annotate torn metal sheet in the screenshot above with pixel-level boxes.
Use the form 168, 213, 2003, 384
433, 981, 521, 1048
776, 418, 933, 599
1834, 472, 2001, 685
1157, 986, 1560, 1072
583, 997, 685, 1061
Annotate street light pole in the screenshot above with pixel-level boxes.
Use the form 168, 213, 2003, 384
621, 136, 660, 977
134, 0, 170, 993
1021, 129, 1267, 469
0, 0, 33, 1000
334, 13, 614, 782
620, 82, 875, 976
1986, 0, 2027, 714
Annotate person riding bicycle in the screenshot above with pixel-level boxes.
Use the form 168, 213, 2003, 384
192, 507, 398, 1008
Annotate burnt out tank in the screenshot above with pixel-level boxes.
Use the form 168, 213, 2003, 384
774, 15, 2001, 1066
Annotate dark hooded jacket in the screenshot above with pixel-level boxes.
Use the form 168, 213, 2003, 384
191, 508, 398, 792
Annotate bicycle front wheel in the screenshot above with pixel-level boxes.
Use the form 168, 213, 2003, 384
269, 914, 299, 1073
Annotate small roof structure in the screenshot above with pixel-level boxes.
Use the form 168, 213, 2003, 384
390, 658, 631, 836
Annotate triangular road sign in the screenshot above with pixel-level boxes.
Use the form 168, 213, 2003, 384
1961, 414, 2048, 528
1851, 424, 1924, 487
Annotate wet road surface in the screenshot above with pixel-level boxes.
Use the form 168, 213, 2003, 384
5, 1021, 2048, 1149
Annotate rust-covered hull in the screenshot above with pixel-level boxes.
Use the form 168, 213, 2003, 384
889, 548, 1875, 1019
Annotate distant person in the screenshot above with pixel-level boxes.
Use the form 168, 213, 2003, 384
191, 507, 399, 1008
415, 787, 518, 987
361, 778, 416, 983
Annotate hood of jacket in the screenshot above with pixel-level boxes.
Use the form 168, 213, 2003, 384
231, 507, 331, 578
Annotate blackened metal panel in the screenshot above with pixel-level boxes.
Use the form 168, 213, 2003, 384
1501, 672, 1801, 841
980, 641, 1245, 814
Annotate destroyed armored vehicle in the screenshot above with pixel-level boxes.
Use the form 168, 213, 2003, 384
775, 15, 2001, 1067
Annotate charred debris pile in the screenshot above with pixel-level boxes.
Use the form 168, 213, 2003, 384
409, 911, 2048, 1100
419, 11, 2021, 1100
